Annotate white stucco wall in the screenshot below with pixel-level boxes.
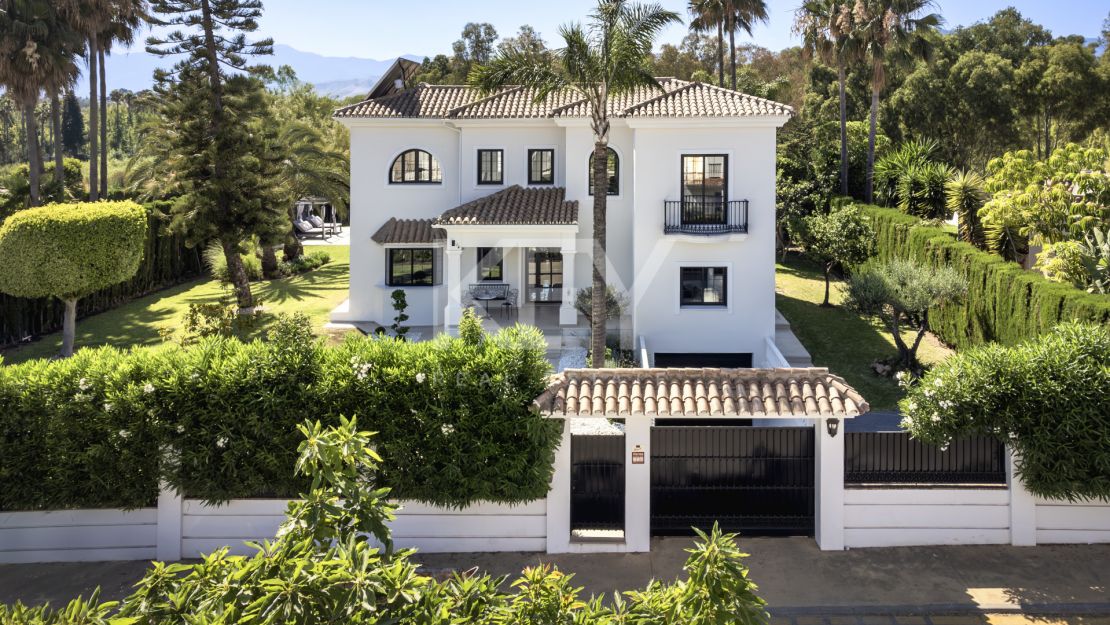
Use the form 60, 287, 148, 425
628, 122, 780, 362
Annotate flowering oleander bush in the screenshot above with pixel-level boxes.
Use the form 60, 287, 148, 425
0, 311, 560, 511
899, 323, 1110, 501
0, 418, 769, 625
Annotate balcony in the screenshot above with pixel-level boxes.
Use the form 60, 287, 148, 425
663, 200, 749, 235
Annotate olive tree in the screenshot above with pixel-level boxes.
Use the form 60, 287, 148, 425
798, 204, 875, 306
845, 258, 966, 372
0, 201, 148, 356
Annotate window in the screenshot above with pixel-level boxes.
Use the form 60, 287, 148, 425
389, 149, 442, 184
588, 148, 619, 195
387, 248, 437, 286
681, 154, 727, 223
477, 149, 503, 185
526, 248, 563, 302
477, 247, 503, 281
680, 267, 727, 307
528, 148, 555, 185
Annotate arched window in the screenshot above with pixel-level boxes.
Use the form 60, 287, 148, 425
390, 149, 442, 184
588, 148, 619, 195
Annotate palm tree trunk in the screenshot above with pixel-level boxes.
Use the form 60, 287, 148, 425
838, 63, 848, 196
221, 238, 255, 309
591, 140, 609, 368
51, 93, 64, 189
822, 263, 832, 306
24, 100, 41, 207
728, 16, 736, 90
61, 297, 78, 357
716, 20, 725, 86
88, 35, 99, 201
99, 46, 108, 197
866, 81, 879, 204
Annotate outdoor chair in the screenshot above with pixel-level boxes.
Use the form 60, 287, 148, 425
500, 288, 519, 319
294, 219, 326, 239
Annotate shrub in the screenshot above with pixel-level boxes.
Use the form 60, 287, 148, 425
0, 419, 767, 625
0, 201, 148, 356
860, 203, 1110, 349
900, 324, 1110, 501
280, 249, 330, 276
574, 285, 628, 322
0, 314, 559, 510
202, 241, 263, 283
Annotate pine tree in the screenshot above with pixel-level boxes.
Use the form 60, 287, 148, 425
146, 0, 277, 309
61, 91, 86, 157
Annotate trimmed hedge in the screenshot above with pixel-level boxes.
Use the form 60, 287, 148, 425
0, 201, 204, 348
0, 315, 561, 511
860, 204, 1110, 349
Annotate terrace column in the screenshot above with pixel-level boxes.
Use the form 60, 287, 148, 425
814, 417, 846, 551
559, 243, 577, 325
444, 246, 463, 329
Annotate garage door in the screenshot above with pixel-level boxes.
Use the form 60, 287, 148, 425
653, 353, 753, 368
650, 426, 814, 536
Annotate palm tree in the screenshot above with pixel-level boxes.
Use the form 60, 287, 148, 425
0, 0, 82, 206
794, 0, 857, 196
97, 1, 147, 196
471, 0, 681, 368
852, 0, 942, 203
689, 0, 725, 86
724, 0, 768, 90
274, 121, 350, 262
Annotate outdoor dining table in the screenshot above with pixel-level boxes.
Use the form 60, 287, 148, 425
472, 292, 503, 314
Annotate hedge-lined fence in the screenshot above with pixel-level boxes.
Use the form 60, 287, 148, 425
0, 315, 561, 511
0, 201, 203, 349
860, 204, 1110, 350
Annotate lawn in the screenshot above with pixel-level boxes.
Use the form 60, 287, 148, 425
775, 254, 953, 410
2, 245, 351, 365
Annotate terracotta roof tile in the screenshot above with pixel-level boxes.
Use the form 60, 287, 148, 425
533, 368, 869, 418
335, 78, 793, 120
434, 186, 578, 226
370, 218, 445, 244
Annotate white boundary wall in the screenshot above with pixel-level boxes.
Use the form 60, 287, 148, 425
0, 498, 546, 563
1035, 497, 1110, 544
0, 508, 157, 563
843, 489, 1011, 548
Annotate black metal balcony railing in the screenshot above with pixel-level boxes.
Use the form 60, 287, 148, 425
664, 199, 749, 235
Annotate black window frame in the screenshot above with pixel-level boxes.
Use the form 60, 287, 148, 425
528, 148, 555, 185
477, 149, 504, 185
588, 148, 619, 196
389, 149, 442, 184
386, 248, 438, 286
476, 247, 504, 282
679, 266, 728, 307
680, 154, 728, 224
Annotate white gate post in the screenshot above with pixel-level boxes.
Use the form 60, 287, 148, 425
546, 419, 572, 553
814, 417, 845, 551
624, 415, 651, 552
1008, 449, 1037, 546
156, 481, 183, 561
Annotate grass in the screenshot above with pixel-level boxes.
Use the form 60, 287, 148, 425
2, 245, 351, 365
775, 254, 954, 410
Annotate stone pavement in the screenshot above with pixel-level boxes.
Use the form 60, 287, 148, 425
2, 538, 1108, 620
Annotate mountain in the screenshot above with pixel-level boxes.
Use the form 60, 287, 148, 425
75, 44, 423, 98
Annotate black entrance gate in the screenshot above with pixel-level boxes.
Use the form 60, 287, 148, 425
570, 434, 624, 531
651, 426, 814, 536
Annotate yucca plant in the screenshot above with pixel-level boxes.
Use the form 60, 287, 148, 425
1080, 228, 1110, 294
945, 170, 987, 248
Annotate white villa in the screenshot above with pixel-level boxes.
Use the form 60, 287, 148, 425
330, 58, 793, 366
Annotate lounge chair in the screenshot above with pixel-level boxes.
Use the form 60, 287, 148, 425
294, 219, 326, 239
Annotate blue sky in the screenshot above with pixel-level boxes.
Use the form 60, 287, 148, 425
248, 0, 1108, 60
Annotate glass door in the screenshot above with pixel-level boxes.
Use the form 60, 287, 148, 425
526, 248, 563, 303
681, 154, 728, 224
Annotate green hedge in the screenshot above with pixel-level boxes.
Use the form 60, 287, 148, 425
0, 200, 203, 348
860, 204, 1110, 349
0, 316, 561, 511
